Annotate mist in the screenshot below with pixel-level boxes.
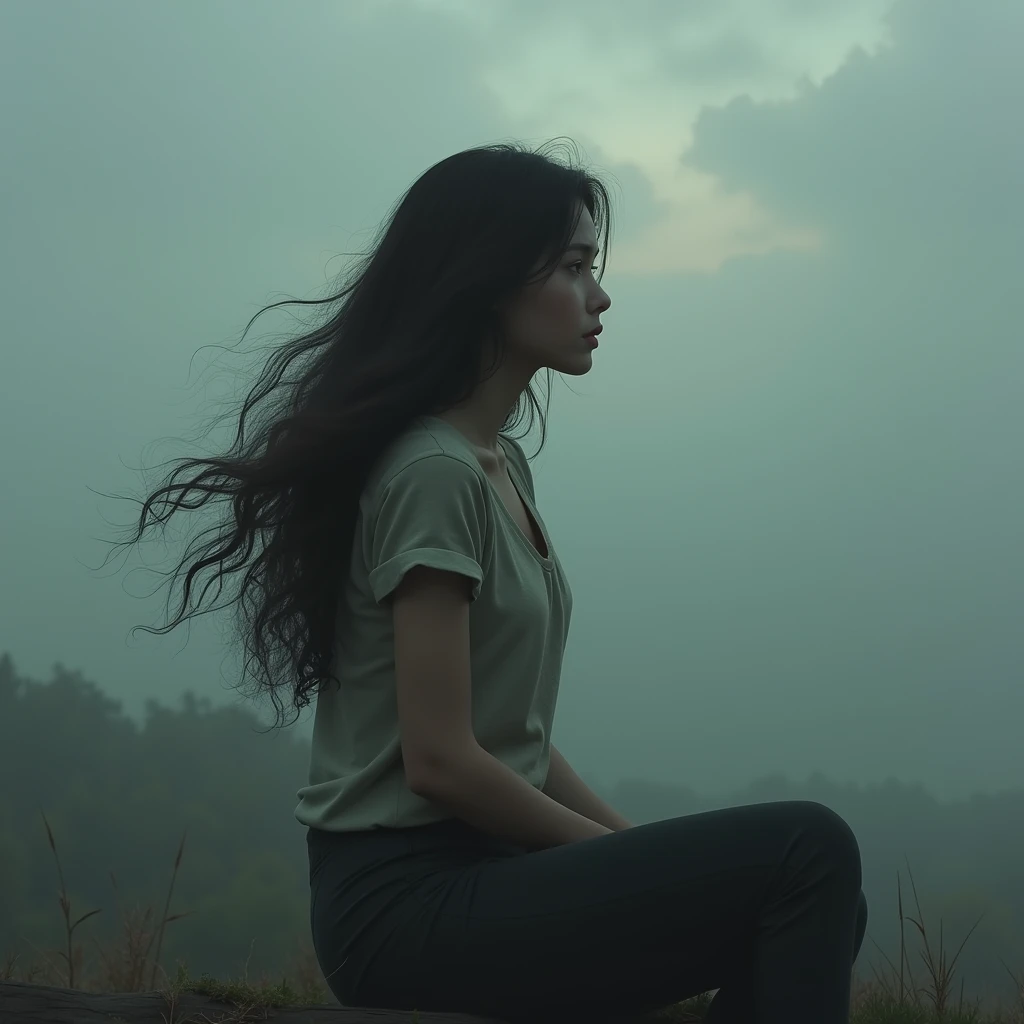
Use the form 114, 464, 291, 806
2, 0, 1021, 806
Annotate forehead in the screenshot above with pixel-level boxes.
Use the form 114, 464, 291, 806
571, 205, 598, 241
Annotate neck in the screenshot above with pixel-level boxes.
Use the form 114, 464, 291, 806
434, 352, 536, 456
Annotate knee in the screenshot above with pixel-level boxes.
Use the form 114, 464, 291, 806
792, 800, 863, 883
855, 888, 869, 955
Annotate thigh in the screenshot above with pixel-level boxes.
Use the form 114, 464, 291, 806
348, 799, 860, 1020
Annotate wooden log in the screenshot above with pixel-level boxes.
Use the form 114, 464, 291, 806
0, 980, 515, 1023
0, 980, 702, 1022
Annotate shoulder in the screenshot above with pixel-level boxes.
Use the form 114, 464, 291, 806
366, 419, 488, 506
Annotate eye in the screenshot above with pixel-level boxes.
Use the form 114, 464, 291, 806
569, 261, 601, 276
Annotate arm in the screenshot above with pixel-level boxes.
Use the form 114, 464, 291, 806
394, 565, 613, 850
415, 743, 615, 850
542, 744, 634, 832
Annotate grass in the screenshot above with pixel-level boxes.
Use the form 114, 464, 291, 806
1, 811, 1023, 1024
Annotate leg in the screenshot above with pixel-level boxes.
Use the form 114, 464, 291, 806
312, 799, 865, 1023
702, 888, 868, 1023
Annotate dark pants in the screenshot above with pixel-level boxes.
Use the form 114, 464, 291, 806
307, 799, 868, 1023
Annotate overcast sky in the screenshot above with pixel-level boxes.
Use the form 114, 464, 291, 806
2, 0, 1021, 802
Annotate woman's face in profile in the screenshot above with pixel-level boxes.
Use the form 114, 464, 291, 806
501, 203, 611, 378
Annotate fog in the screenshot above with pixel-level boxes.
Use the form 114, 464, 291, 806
2, 0, 1021, 804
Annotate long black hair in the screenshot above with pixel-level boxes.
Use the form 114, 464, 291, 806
101, 137, 613, 731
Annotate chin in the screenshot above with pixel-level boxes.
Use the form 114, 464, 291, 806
562, 363, 593, 377
560, 352, 595, 376
544, 346, 594, 376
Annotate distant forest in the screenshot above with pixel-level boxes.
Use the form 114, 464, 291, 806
1, 653, 1021, 1012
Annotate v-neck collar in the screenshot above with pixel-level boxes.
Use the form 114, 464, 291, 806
419, 415, 554, 567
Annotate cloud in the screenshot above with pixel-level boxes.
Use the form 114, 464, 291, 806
655, 30, 775, 85
685, 0, 1024, 262
413, 0, 897, 272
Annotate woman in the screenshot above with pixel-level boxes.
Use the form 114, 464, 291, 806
116, 139, 867, 1022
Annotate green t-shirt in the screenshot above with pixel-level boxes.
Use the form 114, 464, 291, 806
294, 415, 573, 832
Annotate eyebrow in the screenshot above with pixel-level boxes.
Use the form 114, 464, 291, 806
566, 242, 601, 257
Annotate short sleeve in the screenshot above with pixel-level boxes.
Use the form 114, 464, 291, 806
367, 454, 488, 604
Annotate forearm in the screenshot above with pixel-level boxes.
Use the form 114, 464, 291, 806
412, 743, 614, 850
542, 744, 633, 832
